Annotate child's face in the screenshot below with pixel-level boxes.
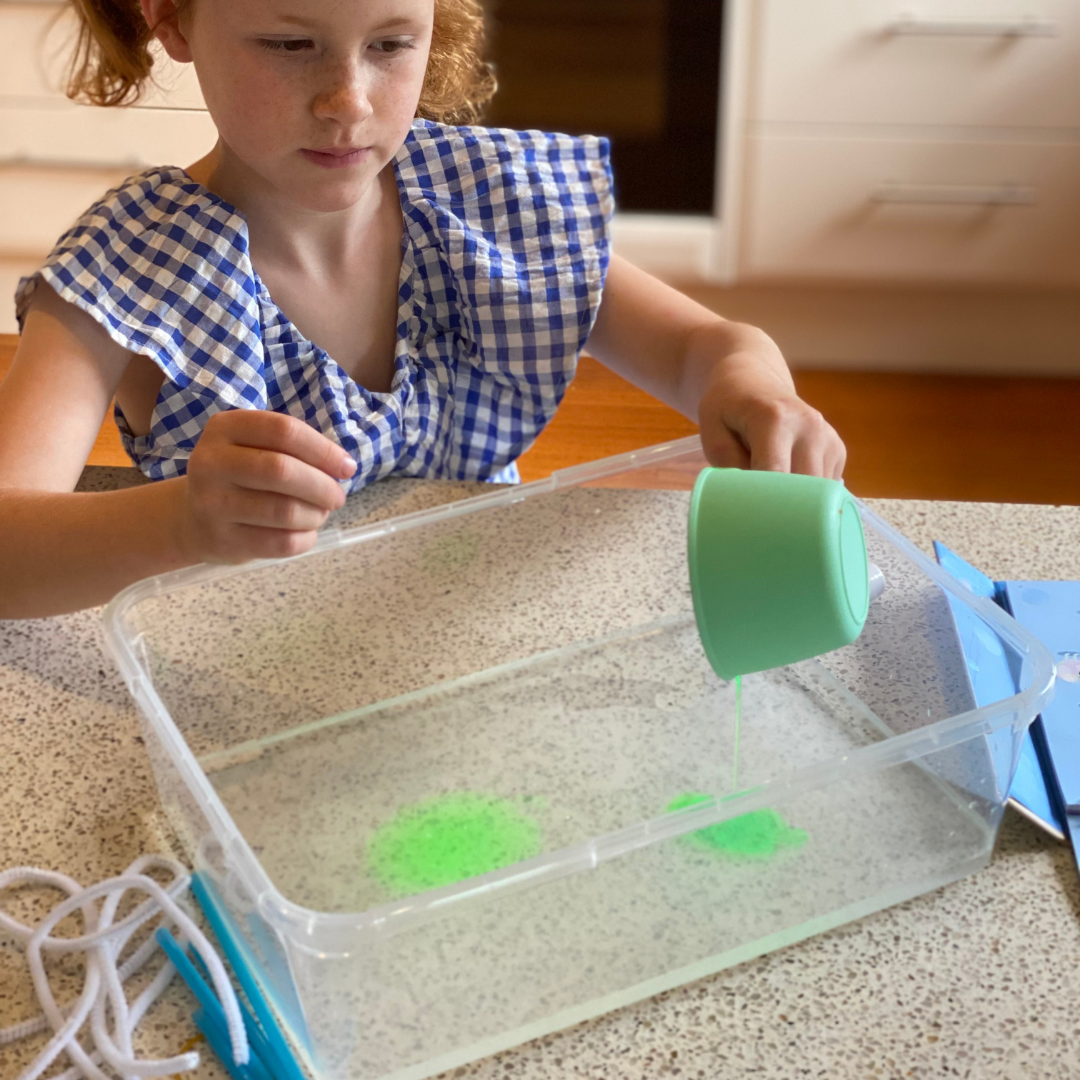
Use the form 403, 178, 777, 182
173, 0, 434, 211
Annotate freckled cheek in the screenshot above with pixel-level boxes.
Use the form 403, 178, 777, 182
369, 61, 428, 131
200, 55, 308, 156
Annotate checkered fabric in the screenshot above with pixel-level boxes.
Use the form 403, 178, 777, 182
15, 121, 614, 490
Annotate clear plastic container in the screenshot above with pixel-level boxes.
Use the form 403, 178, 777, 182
103, 437, 1055, 1080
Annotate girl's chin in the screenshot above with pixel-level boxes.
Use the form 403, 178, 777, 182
282, 178, 380, 213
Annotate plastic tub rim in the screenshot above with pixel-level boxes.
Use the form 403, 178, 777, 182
101, 436, 1057, 947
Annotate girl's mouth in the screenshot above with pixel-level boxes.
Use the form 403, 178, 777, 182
300, 147, 371, 169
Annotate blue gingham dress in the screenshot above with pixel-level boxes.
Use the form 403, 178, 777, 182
15, 121, 614, 490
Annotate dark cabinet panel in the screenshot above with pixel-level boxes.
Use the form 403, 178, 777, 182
483, 0, 724, 214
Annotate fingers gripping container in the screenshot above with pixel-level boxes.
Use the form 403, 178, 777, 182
104, 437, 1054, 1080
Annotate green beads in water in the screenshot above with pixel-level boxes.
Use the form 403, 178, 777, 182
367, 793, 543, 897
666, 793, 808, 858
366, 787, 805, 901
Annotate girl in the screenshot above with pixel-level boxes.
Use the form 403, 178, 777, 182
0, 0, 845, 619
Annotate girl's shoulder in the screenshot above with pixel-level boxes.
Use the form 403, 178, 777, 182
14, 165, 251, 334
15, 167, 262, 412
397, 120, 614, 215
29, 166, 243, 265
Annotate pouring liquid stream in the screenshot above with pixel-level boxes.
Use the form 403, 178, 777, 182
732, 674, 742, 793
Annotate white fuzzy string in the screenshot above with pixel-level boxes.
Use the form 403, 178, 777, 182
0, 856, 250, 1080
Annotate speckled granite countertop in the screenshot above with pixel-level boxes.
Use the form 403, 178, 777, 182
2, 469, 1079, 1080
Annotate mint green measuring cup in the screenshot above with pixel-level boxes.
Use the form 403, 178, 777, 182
688, 468, 871, 680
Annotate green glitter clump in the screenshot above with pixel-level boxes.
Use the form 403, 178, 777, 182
367, 793, 543, 897
666, 793, 807, 859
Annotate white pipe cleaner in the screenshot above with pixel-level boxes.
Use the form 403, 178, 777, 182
0, 855, 250, 1080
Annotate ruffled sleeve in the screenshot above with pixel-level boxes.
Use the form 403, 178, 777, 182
394, 122, 615, 472
14, 168, 268, 476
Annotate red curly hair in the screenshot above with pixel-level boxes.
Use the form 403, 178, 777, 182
64, 0, 496, 124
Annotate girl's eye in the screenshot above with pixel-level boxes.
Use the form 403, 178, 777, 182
258, 38, 314, 53
370, 38, 415, 55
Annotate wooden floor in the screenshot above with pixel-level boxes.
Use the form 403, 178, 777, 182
2, 334, 1078, 504
513, 361, 1080, 506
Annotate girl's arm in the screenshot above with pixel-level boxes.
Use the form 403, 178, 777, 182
0, 285, 355, 619
584, 255, 845, 479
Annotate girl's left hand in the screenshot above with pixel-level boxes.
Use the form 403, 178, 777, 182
694, 330, 847, 480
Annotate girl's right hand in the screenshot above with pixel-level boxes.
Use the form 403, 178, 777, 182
177, 409, 357, 564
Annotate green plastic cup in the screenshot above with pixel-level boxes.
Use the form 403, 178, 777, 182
687, 468, 870, 680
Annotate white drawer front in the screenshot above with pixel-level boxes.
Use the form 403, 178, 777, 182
753, 0, 1080, 129
0, 101, 216, 171
0, 1, 206, 110
741, 135, 1080, 287
0, 166, 136, 255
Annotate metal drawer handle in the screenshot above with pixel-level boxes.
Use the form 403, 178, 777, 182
0, 153, 148, 171
873, 183, 1037, 206
886, 13, 1058, 36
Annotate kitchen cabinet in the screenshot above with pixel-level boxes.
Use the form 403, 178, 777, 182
737, 0, 1080, 285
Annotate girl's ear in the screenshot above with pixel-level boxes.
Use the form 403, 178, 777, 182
139, 0, 194, 63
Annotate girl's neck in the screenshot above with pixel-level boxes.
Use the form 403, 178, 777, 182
184, 141, 399, 279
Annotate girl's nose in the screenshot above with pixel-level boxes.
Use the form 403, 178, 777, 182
312, 62, 374, 126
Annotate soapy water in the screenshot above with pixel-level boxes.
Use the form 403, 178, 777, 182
366, 676, 806, 896
665, 675, 807, 860
732, 673, 742, 790
422, 531, 481, 579
368, 787, 807, 899
694, 674, 807, 857
368, 793, 543, 896
665, 793, 808, 858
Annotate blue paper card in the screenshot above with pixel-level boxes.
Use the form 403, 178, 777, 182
932, 544, 1069, 839
1002, 580, 1080, 851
